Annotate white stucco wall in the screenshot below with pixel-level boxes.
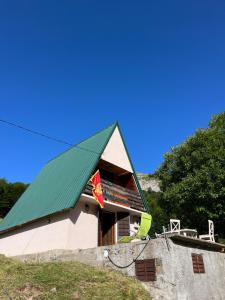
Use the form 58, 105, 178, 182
0, 211, 70, 256
0, 198, 99, 256
66, 200, 99, 250
101, 127, 133, 172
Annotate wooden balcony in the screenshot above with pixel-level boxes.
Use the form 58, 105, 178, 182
84, 178, 145, 211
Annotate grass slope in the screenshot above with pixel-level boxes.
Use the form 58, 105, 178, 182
0, 255, 150, 300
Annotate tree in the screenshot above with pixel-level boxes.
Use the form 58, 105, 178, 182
144, 190, 167, 237
156, 112, 225, 238
0, 178, 28, 218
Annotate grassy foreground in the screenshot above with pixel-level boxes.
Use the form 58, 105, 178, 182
0, 255, 150, 300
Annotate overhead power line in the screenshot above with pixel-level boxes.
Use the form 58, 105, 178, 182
0, 118, 73, 146
0, 118, 102, 155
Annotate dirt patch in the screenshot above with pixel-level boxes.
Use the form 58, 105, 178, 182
18, 283, 42, 299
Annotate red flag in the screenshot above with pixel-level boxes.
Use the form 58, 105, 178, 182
90, 170, 104, 208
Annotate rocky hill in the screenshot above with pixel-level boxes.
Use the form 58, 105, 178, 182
137, 173, 160, 192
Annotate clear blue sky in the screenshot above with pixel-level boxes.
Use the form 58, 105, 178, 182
0, 1, 225, 183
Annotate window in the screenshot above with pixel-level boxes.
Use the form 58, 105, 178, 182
192, 254, 205, 273
135, 259, 156, 281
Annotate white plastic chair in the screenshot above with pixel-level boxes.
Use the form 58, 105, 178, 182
155, 221, 180, 238
155, 226, 167, 238
199, 220, 215, 242
170, 219, 180, 234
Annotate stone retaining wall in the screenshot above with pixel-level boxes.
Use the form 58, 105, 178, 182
14, 238, 225, 300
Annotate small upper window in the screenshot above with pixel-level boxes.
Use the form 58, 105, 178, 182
192, 254, 205, 273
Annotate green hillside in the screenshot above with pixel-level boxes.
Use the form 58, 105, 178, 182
0, 255, 150, 300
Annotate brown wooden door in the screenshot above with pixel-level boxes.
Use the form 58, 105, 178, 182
99, 211, 115, 246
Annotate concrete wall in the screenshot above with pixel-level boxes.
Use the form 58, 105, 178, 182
16, 238, 225, 300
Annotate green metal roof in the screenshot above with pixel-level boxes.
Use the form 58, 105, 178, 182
0, 123, 116, 232
0, 122, 149, 232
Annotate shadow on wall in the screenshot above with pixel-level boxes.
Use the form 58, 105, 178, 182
69, 201, 98, 225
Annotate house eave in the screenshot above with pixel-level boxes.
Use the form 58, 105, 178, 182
0, 208, 71, 236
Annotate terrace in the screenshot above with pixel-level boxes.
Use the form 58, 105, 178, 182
84, 178, 145, 212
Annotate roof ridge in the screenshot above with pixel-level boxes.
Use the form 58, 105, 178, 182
47, 122, 117, 165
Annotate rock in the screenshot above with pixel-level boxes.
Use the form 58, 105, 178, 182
137, 173, 161, 192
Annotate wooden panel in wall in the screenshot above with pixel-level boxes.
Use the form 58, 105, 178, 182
192, 254, 205, 273
135, 259, 156, 282
117, 212, 130, 238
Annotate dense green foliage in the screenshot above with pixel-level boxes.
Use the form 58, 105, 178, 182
155, 112, 225, 238
0, 179, 28, 218
143, 191, 167, 237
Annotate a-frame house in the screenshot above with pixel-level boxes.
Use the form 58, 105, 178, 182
0, 123, 148, 256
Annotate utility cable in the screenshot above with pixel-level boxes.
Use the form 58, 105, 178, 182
0, 118, 73, 146
0, 118, 101, 155
106, 239, 150, 269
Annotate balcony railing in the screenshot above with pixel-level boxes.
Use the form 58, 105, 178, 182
83, 178, 145, 211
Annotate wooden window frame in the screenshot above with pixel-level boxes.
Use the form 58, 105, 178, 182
192, 253, 205, 274
135, 259, 156, 282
